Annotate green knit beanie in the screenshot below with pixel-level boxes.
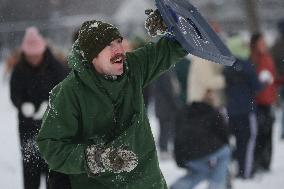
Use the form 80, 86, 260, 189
78, 20, 122, 62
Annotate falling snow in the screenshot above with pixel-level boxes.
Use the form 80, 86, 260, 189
90, 22, 99, 28
22, 136, 41, 163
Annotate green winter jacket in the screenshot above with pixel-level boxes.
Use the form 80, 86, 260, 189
37, 37, 187, 189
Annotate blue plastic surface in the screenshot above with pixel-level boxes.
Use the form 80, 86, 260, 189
155, 0, 235, 66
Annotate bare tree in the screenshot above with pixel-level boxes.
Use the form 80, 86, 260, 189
242, 0, 260, 32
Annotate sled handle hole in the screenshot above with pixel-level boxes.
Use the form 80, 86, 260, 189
186, 18, 203, 39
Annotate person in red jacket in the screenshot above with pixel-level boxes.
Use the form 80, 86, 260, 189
250, 32, 277, 172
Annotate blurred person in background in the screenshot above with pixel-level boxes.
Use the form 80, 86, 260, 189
250, 32, 277, 172
152, 69, 181, 159
187, 55, 225, 108
3, 48, 21, 79
271, 19, 284, 139
36, 8, 188, 188
174, 56, 191, 105
224, 34, 263, 179
172, 89, 231, 189
9, 26, 68, 189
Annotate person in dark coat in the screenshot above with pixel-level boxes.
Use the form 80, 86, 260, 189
172, 90, 231, 189
10, 26, 68, 189
174, 57, 191, 104
152, 70, 180, 158
271, 19, 284, 139
224, 58, 262, 178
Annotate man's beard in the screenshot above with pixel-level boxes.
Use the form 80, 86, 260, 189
103, 53, 126, 80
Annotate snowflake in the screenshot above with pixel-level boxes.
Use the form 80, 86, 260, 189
90, 22, 99, 28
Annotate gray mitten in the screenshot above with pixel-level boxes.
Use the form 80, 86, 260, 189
101, 147, 138, 173
145, 9, 169, 37
85, 145, 106, 175
85, 145, 138, 176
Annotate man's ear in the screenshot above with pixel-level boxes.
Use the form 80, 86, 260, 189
91, 57, 97, 65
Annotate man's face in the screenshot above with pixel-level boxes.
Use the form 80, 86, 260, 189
92, 38, 126, 76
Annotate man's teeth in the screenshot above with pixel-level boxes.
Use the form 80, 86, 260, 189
114, 57, 122, 63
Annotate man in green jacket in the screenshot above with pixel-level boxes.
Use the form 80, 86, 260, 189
37, 11, 187, 189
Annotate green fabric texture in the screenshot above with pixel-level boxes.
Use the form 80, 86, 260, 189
37, 37, 187, 189
78, 20, 122, 62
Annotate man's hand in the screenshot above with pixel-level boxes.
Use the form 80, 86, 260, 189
145, 9, 169, 37
85, 145, 138, 176
85, 145, 106, 175
101, 147, 138, 173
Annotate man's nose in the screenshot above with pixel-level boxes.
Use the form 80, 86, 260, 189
112, 43, 124, 54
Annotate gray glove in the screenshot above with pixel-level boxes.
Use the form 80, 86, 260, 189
101, 147, 138, 173
145, 9, 169, 37
85, 145, 106, 175
86, 145, 138, 176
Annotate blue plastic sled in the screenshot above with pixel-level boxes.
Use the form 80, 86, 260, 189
155, 0, 235, 66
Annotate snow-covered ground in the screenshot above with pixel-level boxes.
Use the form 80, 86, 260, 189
0, 62, 283, 189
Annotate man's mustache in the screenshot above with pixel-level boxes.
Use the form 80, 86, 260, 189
110, 53, 126, 63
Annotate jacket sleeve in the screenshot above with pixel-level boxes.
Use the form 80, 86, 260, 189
128, 37, 188, 88
37, 81, 87, 174
10, 67, 24, 109
246, 60, 264, 93
211, 111, 229, 144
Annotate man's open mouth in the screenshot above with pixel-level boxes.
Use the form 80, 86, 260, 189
111, 54, 125, 64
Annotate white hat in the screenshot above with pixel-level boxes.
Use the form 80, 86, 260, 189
21, 26, 46, 56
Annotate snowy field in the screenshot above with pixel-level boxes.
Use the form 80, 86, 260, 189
0, 62, 283, 189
